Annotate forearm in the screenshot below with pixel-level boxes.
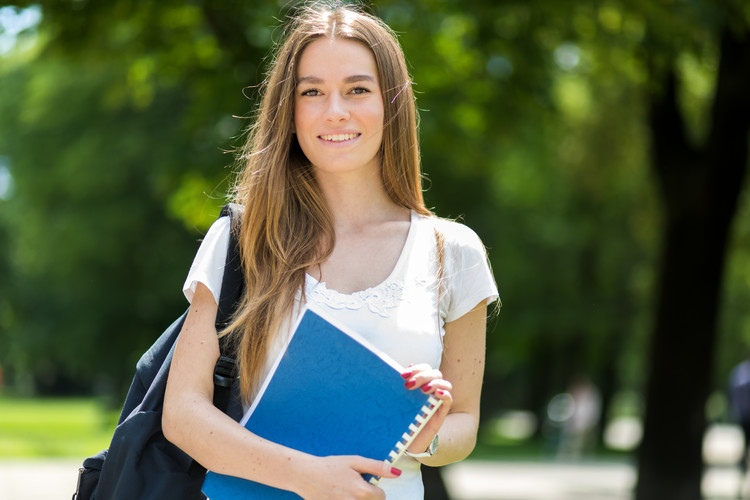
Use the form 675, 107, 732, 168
409, 302, 488, 468
163, 392, 400, 498
162, 393, 312, 495
414, 411, 478, 467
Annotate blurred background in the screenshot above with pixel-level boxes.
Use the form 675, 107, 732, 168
1, 1, 750, 499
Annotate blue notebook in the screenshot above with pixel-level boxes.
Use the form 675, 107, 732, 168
202, 304, 443, 499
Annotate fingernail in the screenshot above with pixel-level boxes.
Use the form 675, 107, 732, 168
437, 389, 445, 395
401, 371, 412, 379
421, 384, 432, 392
405, 379, 416, 389
391, 467, 402, 477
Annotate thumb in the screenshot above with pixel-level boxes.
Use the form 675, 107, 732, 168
350, 457, 402, 479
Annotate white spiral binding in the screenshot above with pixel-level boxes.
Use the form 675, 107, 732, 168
368, 395, 444, 485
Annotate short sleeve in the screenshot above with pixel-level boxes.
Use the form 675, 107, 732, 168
182, 216, 231, 305
440, 222, 499, 323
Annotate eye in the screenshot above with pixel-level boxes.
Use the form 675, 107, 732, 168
299, 88, 321, 97
350, 87, 371, 95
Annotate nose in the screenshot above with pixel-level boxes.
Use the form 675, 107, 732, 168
324, 94, 349, 122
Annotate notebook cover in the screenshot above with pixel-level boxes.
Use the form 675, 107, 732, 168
202, 304, 441, 499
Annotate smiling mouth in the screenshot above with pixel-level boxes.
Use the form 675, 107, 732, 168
319, 133, 360, 142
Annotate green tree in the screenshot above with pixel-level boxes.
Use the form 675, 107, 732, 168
0, 1, 269, 394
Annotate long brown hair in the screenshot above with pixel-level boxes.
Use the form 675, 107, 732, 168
225, 1, 431, 401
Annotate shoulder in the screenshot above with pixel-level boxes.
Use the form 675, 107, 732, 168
416, 214, 499, 322
416, 214, 488, 253
204, 214, 231, 238
182, 215, 232, 304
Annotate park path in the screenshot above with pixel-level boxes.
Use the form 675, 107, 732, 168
0, 457, 746, 500
1, 458, 634, 500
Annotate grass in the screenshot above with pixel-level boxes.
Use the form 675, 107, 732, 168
0, 396, 118, 458
0, 396, 634, 464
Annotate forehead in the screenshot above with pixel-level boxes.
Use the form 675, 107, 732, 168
296, 37, 378, 81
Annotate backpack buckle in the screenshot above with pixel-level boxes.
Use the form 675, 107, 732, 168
213, 355, 237, 388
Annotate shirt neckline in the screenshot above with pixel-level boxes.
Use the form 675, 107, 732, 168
306, 210, 418, 297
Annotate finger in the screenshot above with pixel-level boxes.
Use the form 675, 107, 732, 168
404, 369, 445, 390
424, 385, 452, 415
350, 457, 403, 480
422, 384, 453, 421
404, 367, 441, 381
401, 363, 432, 378
419, 379, 452, 395
431, 387, 453, 414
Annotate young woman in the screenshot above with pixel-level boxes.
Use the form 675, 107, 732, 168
162, 3, 499, 499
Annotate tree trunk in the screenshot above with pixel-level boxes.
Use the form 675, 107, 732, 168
635, 24, 750, 500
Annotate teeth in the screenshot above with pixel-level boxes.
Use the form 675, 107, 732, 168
320, 133, 358, 142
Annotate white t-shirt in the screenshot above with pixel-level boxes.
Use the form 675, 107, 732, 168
184, 210, 499, 499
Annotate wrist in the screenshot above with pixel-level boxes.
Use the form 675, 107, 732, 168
286, 452, 318, 497
405, 434, 439, 458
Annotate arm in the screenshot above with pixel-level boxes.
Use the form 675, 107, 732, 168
402, 300, 488, 467
162, 283, 399, 499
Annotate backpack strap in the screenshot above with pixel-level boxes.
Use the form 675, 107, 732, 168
212, 203, 245, 410
187, 204, 246, 479
216, 203, 244, 330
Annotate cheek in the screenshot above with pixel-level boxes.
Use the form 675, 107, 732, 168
293, 107, 315, 157
293, 100, 311, 131
370, 101, 385, 131
293, 106, 301, 135
372, 110, 385, 140
294, 103, 319, 138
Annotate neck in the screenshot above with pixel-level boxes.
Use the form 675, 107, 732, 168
315, 167, 406, 230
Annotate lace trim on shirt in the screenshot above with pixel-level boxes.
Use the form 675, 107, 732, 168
306, 279, 408, 318
305, 277, 435, 318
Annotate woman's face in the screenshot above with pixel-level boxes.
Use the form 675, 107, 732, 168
294, 37, 384, 179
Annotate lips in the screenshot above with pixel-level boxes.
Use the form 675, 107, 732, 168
319, 133, 361, 142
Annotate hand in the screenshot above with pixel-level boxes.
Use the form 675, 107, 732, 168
294, 455, 401, 500
401, 364, 452, 455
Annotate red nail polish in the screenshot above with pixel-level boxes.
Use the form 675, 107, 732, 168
421, 384, 432, 392
401, 371, 412, 379
391, 467, 402, 477
405, 379, 416, 389
437, 389, 445, 396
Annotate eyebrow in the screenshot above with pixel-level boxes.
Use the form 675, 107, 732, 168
297, 74, 377, 85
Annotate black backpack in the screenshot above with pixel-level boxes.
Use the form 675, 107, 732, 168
73, 204, 245, 500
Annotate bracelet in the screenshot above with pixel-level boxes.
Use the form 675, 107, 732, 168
404, 434, 439, 458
